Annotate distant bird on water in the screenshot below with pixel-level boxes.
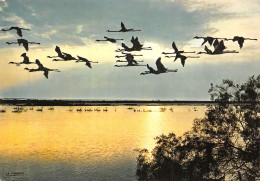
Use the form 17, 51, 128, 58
107, 22, 141, 32
6, 39, 40, 51
76, 55, 98, 68
9, 53, 35, 66
96, 36, 123, 43
1, 26, 30, 37
24, 59, 60, 79
140, 57, 178, 75
224, 36, 257, 48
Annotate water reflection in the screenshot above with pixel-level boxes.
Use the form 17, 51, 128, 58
0, 105, 206, 181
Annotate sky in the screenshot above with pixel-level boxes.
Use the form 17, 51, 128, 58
0, 0, 259, 100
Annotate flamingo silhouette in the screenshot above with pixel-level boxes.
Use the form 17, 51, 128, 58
197, 40, 239, 55
96, 36, 123, 43
52, 52, 77, 61
224, 36, 257, 48
115, 53, 145, 67
47, 46, 65, 59
116, 37, 152, 52
6, 39, 40, 51
76, 55, 98, 68
165, 54, 200, 67
193, 36, 226, 46
1, 26, 30, 37
24, 59, 60, 79
9, 53, 35, 66
162, 41, 195, 55
107, 22, 141, 32
140, 57, 178, 75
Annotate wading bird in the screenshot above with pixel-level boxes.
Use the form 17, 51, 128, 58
24, 59, 60, 79
107, 22, 141, 32
76, 55, 98, 68
9, 53, 35, 66
197, 40, 239, 55
6, 39, 40, 51
224, 36, 257, 48
140, 57, 178, 75
96, 36, 123, 43
1, 26, 30, 37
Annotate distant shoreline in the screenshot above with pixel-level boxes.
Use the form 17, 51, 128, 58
0, 99, 254, 106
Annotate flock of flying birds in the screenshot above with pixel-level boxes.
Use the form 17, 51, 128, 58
1, 22, 258, 78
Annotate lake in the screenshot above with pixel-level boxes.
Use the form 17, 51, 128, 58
0, 105, 207, 181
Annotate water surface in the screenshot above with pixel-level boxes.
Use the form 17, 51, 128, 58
0, 106, 206, 181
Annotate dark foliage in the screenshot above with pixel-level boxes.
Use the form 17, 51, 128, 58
136, 75, 259, 181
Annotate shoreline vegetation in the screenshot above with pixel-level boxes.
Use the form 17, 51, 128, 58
0, 99, 258, 106
135, 75, 259, 181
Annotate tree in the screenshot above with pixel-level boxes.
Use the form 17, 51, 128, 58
136, 75, 260, 181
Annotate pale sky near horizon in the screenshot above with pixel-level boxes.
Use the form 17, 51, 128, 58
0, 0, 259, 100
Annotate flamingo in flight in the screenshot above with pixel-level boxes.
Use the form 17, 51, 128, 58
9, 53, 35, 66
162, 41, 195, 55
140, 57, 178, 75
1, 26, 30, 37
115, 51, 143, 58
6, 39, 40, 51
76, 55, 98, 69
107, 22, 141, 32
193, 36, 226, 46
115, 53, 145, 67
197, 40, 239, 55
52, 52, 77, 61
116, 37, 152, 52
224, 36, 257, 48
165, 54, 200, 67
24, 59, 60, 79
47, 46, 65, 59
96, 36, 123, 43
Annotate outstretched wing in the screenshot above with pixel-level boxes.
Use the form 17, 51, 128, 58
43, 70, 49, 79
121, 22, 126, 31
213, 39, 219, 49
204, 46, 212, 54
207, 37, 214, 45
35, 59, 44, 69
55, 46, 63, 57
16, 28, 23, 37
213, 40, 226, 53
77, 55, 90, 62
180, 55, 187, 67
172, 41, 178, 52
156, 57, 167, 72
85, 61, 92, 68
147, 64, 155, 72
238, 37, 244, 48
201, 38, 208, 46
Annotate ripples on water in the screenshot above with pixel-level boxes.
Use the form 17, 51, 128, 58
0, 106, 206, 181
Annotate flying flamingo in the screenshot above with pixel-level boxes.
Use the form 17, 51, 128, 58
162, 41, 195, 55
1, 26, 30, 37
193, 36, 226, 46
9, 53, 35, 66
165, 54, 200, 67
140, 57, 178, 75
6, 39, 40, 51
76, 55, 98, 68
197, 40, 239, 55
96, 36, 123, 43
107, 22, 141, 32
47, 46, 65, 59
24, 59, 60, 79
224, 36, 257, 48
52, 52, 77, 61
115, 53, 145, 67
